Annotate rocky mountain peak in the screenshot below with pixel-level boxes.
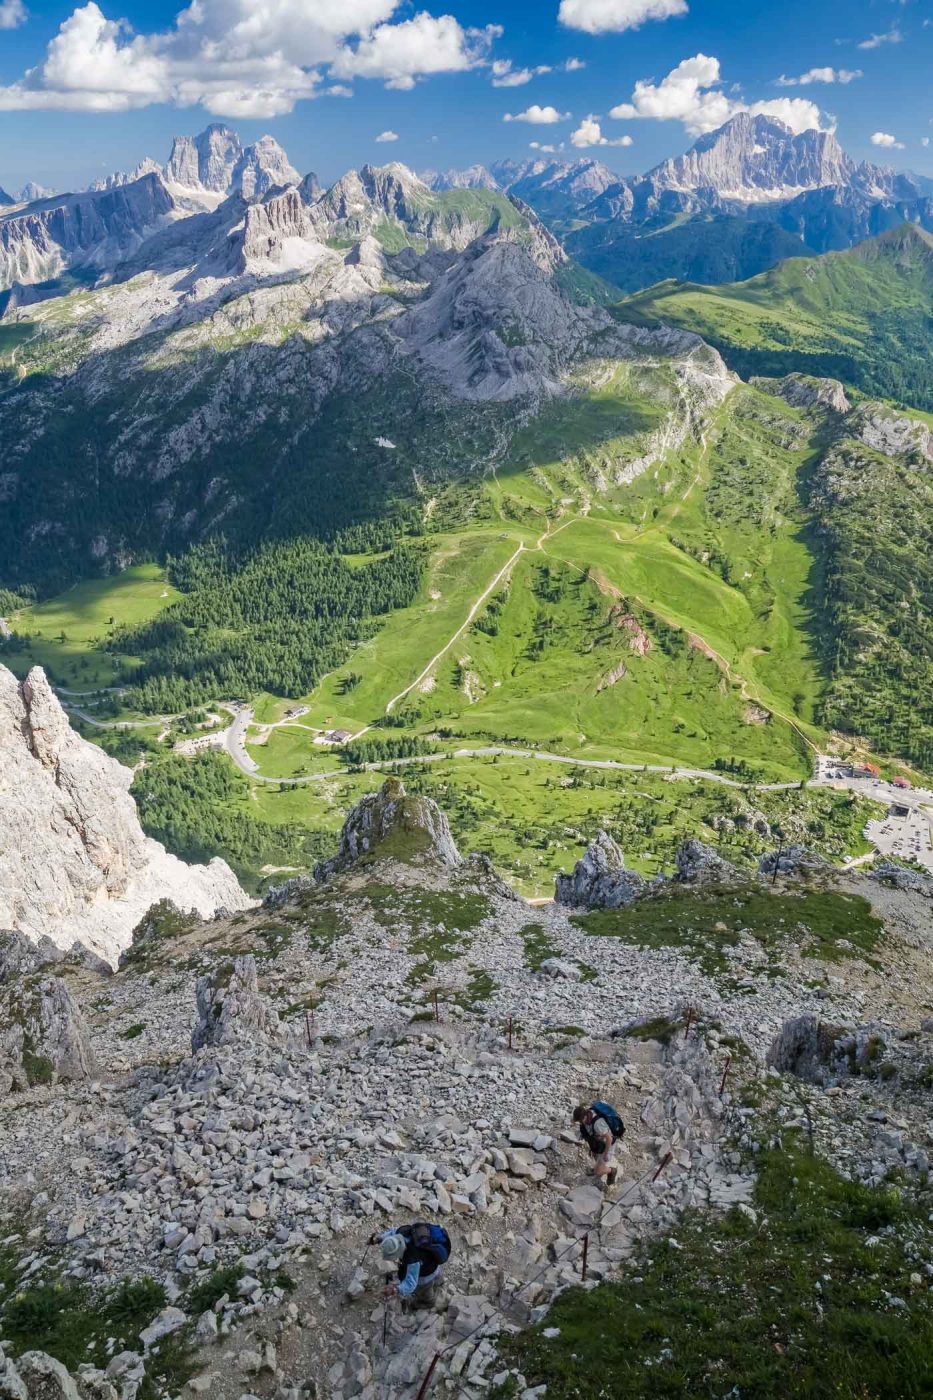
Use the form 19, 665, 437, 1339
0, 664, 249, 964
232, 136, 301, 201
424, 164, 500, 192
166, 124, 243, 193
316, 778, 461, 877
649, 113, 854, 202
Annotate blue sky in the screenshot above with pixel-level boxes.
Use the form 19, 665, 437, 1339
0, 0, 930, 192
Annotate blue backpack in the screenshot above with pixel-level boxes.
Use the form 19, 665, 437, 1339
402, 1222, 451, 1267
591, 1101, 625, 1141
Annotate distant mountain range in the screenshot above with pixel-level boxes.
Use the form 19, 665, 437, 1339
4, 113, 932, 300
423, 114, 933, 290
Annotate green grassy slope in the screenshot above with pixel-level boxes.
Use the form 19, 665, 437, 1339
615, 225, 933, 411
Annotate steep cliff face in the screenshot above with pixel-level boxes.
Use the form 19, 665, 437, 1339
0, 666, 250, 963
233, 136, 301, 200
165, 124, 242, 193
0, 174, 177, 291
648, 115, 854, 203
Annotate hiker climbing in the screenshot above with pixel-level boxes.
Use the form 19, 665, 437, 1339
373, 1222, 452, 1307
573, 1099, 625, 1185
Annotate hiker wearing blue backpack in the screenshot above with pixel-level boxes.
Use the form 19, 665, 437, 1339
373, 1222, 452, 1307
573, 1100, 625, 1186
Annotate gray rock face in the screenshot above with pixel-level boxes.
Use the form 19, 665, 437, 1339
0, 930, 61, 983
236, 188, 320, 271
555, 831, 645, 909
1, 1350, 80, 1400
232, 137, 301, 200
0, 174, 177, 291
766, 1013, 835, 1082
674, 839, 737, 884
316, 778, 461, 877
756, 373, 850, 414
758, 845, 827, 878
851, 405, 933, 464
1, 974, 97, 1091
647, 115, 853, 204
870, 862, 933, 898
767, 1014, 887, 1086
0, 665, 249, 965
192, 955, 285, 1052
166, 124, 241, 194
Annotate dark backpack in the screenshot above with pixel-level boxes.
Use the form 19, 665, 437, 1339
590, 1101, 625, 1142
400, 1222, 451, 1268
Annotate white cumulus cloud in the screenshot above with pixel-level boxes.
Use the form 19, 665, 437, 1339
558, 0, 687, 35
375, 129, 398, 141
571, 115, 633, 148
776, 66, 861, 86
503, 103, 569, 124
0, 0, 27, 30
332, 13, 499, 89
0, 0, 500, 114
609, 53, 825, 137
870, 131, 904, 149
529, 141, 559, 152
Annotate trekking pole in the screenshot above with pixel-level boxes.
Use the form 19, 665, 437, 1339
652, 1151, 673, 1182
415, 1354, 441, 1400
581, 1233, 589, 1282
433, 990, 440, 1023
383, 1298, 390, 1349
507, 1015, 513, 1051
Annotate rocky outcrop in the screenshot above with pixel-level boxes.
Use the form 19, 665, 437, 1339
870, 861, 933, 898
316, 778, 461, 877
0, 665, 249, 965
674, 839, 738, 884
235, 188, 321, 272
850, 404, 933, 465
0, 974, 97, 1092
756, 373, 850, 414
767, 1014, 889, 1086
192, 955, 285, 1052
758, 845, 828, 878
555, 830, 645, 909
0, 930, 62, 982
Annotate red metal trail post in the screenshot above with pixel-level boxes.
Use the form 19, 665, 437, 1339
581, 1233, 589, 1281
683, 1006, 694, 1041
719, 1056, 733, 1097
